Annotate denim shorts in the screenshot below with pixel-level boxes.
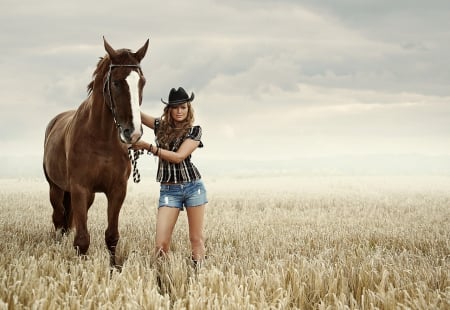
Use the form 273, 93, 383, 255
159, 179, 208, 210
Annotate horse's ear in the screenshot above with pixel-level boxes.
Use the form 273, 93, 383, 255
103, 36, 118, 60
134, 39, 149, 63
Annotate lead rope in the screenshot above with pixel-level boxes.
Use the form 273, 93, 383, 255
103, 63, 146, 184
128, 148, 144, 183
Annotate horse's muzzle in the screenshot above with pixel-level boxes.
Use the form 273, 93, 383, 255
120, 126, 142, 144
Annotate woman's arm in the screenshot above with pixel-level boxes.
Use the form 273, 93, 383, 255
153, 139, 200, 164
131, 138, 200, 164
141, 111, 156, 129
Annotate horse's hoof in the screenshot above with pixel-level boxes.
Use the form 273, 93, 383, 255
109, 264, 122, 277
74, 246, 89, 257
53, 228, 68, 242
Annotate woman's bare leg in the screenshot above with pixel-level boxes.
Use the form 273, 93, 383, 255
186, 205, 206, 261
155, 207, 180, 256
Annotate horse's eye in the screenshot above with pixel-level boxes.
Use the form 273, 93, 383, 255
113, 80, 121, 87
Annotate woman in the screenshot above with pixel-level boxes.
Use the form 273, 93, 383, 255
132, 87, 207, 265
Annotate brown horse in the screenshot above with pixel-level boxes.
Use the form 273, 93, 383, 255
43, 37, 149, 266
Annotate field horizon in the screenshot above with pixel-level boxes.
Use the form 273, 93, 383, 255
1, 176, 449, 309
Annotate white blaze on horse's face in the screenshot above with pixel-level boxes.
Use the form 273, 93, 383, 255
124, 70, 142, 144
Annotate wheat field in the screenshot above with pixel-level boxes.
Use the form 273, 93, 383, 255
0, 176, 449, 309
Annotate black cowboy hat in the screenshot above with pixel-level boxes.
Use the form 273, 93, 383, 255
161, 87, 195, 106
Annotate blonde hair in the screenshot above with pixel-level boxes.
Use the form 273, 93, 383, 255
157, 102, 195, 149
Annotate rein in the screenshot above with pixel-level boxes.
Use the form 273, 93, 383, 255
103, 63, 145, 183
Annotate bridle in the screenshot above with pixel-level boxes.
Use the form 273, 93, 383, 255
103, 63, 142, 129
103, 63, 146, 183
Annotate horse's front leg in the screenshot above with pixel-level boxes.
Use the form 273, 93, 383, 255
71, 184, 94, 255
105, 185, 127, 267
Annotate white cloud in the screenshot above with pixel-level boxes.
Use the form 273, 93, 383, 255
0, 0, 450, 175
198, 82, 450, 160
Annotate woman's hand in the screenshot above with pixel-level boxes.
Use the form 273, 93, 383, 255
131, 140, 149, 151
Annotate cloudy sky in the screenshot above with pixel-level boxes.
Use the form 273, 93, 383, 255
1, 0, 450, 176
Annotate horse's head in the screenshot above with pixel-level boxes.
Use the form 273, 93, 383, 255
103, 37, 149, 144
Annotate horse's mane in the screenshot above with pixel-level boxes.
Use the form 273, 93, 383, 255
86, 49, 135, 95
87, 55, 110, 95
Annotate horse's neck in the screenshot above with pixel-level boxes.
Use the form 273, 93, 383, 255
78, 95, 119, 143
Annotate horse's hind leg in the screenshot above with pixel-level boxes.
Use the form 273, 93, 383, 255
49, 184, 66, 234
62, 192, 73, 233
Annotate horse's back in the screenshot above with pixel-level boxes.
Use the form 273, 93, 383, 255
43, 110, 76, 190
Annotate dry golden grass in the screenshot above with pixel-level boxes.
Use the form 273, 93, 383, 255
0, 176, 449, 309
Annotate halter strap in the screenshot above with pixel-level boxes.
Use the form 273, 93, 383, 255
103, 64, 142, 128
104, 63, 144, 183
